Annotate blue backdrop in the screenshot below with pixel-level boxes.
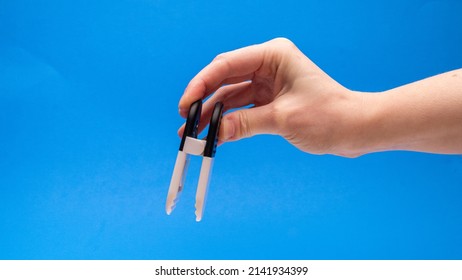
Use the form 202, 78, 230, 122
1, 0, 461, 259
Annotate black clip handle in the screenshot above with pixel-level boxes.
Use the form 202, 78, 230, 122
179, 100, 224, 158
179, 100, 202, 151
204, 102, 224, 158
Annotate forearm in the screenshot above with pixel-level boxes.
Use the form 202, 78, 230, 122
356, 69, 462, 155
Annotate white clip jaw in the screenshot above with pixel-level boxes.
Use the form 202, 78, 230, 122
166, 137, 213, 222
165, 150, 189, 215
195, 156, 214, 222
166, 100, 223, 222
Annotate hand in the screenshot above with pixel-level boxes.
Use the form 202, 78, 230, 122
178, 38, 369, 157
178, 38, 462, 156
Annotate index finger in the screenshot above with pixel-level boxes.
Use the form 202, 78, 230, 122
178, 43, 267, 116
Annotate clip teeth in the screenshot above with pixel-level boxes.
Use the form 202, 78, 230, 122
166, 202, 174, 215
194, 200, 203, 222
166, 194, 181, 215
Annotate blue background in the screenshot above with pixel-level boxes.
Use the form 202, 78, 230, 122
1, 0, 461, 259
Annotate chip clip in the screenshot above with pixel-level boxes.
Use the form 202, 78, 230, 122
166, 100, 224, 221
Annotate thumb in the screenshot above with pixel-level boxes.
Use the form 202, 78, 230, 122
219, 105, 276, 142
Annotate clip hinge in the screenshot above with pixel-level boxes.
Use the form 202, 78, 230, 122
183, 136, 206, 156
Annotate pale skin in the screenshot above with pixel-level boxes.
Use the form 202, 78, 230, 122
178, 38, 462, 157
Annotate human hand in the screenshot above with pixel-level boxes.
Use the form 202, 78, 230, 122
178, 38, 370, 157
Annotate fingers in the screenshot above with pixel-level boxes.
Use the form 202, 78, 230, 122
177, 81, 255, 138
200, 82, 255, 132
177, 38, 300, 145
179, 43, 267, 116
178, 104, 276, 144
219, 105, 276, 142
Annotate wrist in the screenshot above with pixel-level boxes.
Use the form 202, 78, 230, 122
333, 90, 385, 157
338, 89, 416, 157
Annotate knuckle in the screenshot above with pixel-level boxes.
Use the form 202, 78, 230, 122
237, 110, 252, 138
270, 102, 291, 133
270, 37, 296, 48
212, 52, 232, 72
213, 52, 228, 63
